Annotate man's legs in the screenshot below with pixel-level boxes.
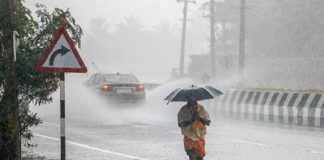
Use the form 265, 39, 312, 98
186, 149, 198, 160
197, 156, 204, 160
186, 149, 204, 160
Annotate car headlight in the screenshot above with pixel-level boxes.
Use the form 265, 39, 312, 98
135, 84, 145, 92
101, 85, 113, 91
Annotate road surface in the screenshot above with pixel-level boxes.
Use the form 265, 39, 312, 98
28, 76, 324, 160
30, 110, 324, 160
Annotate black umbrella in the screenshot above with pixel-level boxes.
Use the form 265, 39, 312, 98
164, 85, 223, 103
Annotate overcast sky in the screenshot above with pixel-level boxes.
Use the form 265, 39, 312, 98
25, 0, 204, 31
24, 0, 208, 79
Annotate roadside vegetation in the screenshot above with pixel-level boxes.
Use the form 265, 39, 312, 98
0, 0, 82, 158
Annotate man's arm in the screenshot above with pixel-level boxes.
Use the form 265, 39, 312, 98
197, 105, 211, 126
178, 120, 191, 127
199, 118, 211, 126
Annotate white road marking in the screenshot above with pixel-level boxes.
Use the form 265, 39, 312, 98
231, 139, 269, 147
33, 133, 150, 160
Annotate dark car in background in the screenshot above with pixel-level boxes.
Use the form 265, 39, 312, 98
87, 73, 146, 103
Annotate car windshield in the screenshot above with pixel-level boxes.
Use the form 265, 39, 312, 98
104, 74, 139, 84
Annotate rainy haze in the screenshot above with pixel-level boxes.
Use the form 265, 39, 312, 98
10, 0, 324, 159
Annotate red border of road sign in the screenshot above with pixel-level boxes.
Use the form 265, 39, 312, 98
36, 27, 87, 73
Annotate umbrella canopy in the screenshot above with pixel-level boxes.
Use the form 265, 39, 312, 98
164, 85, 223, 102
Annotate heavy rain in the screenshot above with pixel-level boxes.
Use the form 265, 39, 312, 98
1, 0, 324, 160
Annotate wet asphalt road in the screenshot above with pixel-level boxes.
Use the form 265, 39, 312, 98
28, 76, 324, 160
30, 115, 324, 160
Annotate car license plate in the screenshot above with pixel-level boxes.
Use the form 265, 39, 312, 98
117, 88, 132, 93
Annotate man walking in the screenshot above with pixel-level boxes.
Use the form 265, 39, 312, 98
178, 100, 211, 160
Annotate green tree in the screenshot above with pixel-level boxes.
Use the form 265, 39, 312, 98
0, 0, 83, 158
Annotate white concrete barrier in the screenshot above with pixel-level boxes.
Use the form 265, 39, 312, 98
204, 90, 324, 128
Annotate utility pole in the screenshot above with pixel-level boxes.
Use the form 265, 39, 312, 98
178, 0, 195, 76
0, 0, 20, 159
239, 0, 246, 73
210, 0, 216, 77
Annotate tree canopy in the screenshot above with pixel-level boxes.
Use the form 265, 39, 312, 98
0, 0, 83, 150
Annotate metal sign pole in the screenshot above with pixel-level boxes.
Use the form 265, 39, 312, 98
59, 73, 66, 160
